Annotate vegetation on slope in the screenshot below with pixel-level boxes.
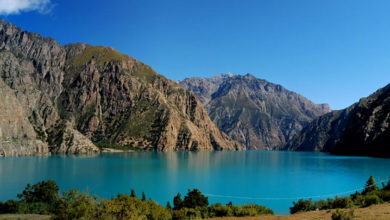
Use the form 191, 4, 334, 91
290, 176, 390, 214
0, 181, 273, 220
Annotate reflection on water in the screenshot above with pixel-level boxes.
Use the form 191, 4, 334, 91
0, 151, 390, 214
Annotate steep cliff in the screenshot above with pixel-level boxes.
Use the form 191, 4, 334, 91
285, 84, 390, 157
0, 19, 241, 156
180, 74, 330, 150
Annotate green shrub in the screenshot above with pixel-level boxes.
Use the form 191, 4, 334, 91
52, 189, 101, 220
17, 202, 51, 215
352, 194, 366, 207
330, 197, 353, 209
102, 193, 171, 220
209, 203, 232, 217
331, 209, 354, 220
314, 199, 330, 210
172, 208, 201, 220
17, 180, 59, 204
240, 204, 274, 216
363, 194, 381, 207
375, 190, 390, 202
290, 199, 314, 214
0, 200, 19, 214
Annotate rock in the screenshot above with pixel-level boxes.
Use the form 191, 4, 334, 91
0, 77, 50, 156
180, 74, 330, 150
284, 84, 390, 157
0, 18, 242, 156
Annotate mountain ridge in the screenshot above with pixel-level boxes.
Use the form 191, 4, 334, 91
284, 83, 390, 157
0, 19, 242, 156
180, 73, 331, 150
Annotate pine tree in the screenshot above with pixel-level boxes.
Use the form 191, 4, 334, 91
363, 176, 379, 194
166, 201, 172, 210
142, 192, 146, 201
183, 189, 209, 208
131, 189, 137, 198
383, 178, 390, 191
173, 193, 183, 210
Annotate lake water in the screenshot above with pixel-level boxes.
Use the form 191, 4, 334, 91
1, 151, 390, 214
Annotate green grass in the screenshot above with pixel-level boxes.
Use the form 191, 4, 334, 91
133, 62, 157, 84
0, 214, 50, 220
94, 142, 140, 151
69, 45, 129, 67
120, 99, 159, 139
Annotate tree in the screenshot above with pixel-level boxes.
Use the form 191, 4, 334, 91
166, 201, 172, 210
130, 189, 137, 198
173, 193, 183, 210
383, 178, 390, 191
363, 176, 379, 194
142, 192, 146, 201
183, 189, 209, 209
17, 180, 59, 204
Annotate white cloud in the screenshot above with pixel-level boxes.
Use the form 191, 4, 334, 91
0, 0, 52, 15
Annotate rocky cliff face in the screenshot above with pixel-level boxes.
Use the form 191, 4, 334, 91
0, 19, 241, 156
285, 84, 390, 157
180, 74, 330, 150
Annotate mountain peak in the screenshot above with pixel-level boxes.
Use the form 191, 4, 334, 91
0, 19, 242, 156
180, 74, 331, 150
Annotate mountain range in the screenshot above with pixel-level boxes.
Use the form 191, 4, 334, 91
180, 74, 331, 150
0, 19, 241, 156
284, 83, 390, 157
1, 18, 389, 158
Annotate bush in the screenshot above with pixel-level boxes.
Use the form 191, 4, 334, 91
17, 202, 51, 215
329, 197, 353, 209
52, 189, 101, 220
363, 194, 381, 207
102, 193, 171, 220
290, 199, 314, 214
172, 208, 202, 220
331, 209, 354, 220
375, 190, 390, 202
314, 199, 330, 210
209, 203, 232, 217
17, 180, 59, 204
0, 200, 19, 214
239, 204, 274, 216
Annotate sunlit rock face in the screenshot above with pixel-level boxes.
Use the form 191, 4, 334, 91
0, 19, 242, 156
180, 74, 330, 150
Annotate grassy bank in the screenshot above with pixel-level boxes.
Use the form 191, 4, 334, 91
209, 203, 390, 219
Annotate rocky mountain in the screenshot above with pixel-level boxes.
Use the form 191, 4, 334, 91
0, 19, 241, 156
284, 84, 390, 157
180, 74, 331, 150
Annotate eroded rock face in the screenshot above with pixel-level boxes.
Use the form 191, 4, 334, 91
0, 19, 241, 156
180, 74, 331, 150
285, 84, 390, 158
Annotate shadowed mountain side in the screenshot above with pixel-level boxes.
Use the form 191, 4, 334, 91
285, 84, 390, 157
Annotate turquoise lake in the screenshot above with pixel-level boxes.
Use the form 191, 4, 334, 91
1, 151, 390, 214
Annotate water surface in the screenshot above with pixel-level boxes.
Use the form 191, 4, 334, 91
1, 151, 390, 214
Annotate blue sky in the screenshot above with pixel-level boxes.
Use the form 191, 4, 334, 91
1, 0, 390, 110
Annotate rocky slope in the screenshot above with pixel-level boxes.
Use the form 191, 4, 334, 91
284, 84, 390, 157
0, 19, 241, 156
180, 74, 331, 150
